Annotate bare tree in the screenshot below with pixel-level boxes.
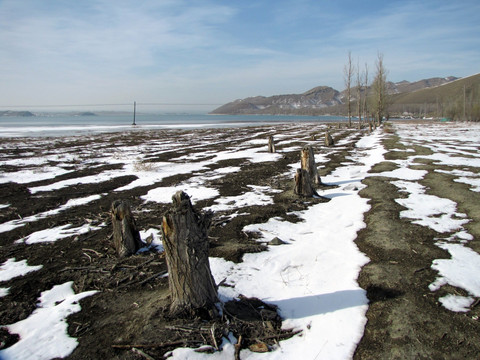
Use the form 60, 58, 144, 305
344, 51, 354, 127
363, 63, 369, 126
355, 59, 362, 126
371, 53, 389, 125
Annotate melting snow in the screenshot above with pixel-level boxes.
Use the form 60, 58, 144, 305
0, 282, 97, 360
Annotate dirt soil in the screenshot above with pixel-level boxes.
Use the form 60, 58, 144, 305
0, 123, 479, 359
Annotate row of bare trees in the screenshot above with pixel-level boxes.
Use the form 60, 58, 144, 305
343, 52, 389, 127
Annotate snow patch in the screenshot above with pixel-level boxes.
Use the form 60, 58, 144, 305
0, 282, 97, 360
0, 258, 43, 282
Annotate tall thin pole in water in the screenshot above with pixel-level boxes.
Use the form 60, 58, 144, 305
132, 101, 137, 126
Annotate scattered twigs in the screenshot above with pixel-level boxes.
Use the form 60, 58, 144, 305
234, 335, 242, 360
258, 329, 303, 341
210, 323, 219, 351
83, 252, 92, 263
115, 257, 156, 270
83, 248, 102, 257
413, 267, 429, 274
470, 298, 480, 309
59, 266, 109, 273
117, 270, 167, 289
79, 232, 99, 242
138, 271, 167, 285
131, 347, 156, 360
165, 325, 198, 332
112, 340, 186, 349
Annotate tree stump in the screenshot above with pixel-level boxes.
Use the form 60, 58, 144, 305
325, 131, 334, 146
294, 169, 318, 197
268, 135, 276, 153
111, 200, 142, 257
161, 191, 219, 318
301, 145, 321, 185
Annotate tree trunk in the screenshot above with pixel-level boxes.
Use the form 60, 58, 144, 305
268, 135, 276, 153
301, 145, 321, 185
325, 131, 334, 146
294, 169, 318, 197
111, 200, 142, 257
161, 191, 219, 318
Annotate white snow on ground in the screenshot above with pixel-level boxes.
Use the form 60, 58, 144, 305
393, 181, 469, 233
0, 157, 49, 167
3, 122, 480, 358
0, 287, 9, 298
392, 123, 480, 312
438, 294, 474, 313
170, 129, 387, 359
436, 169, 480, 192
142, 185, 219, 204
0, 282, 97, 360
0, 258, 43, 281
454, 176, 480, 192
0, 194, 102, 233
16, 223, 104, 245
29, 171, 120, 194
141, 166, 241, 204
430, 242, 480, 297
206, 186, 282, 212
114, 134, 281, 192
116, 161, 209, 191
0, 167, 72, 184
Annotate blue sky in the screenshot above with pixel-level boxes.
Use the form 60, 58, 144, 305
0, 0, 479, 111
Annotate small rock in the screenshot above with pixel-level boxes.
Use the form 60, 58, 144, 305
269, 237, 287, 246
249, 342, 269, 353
145, 233, 154, 246
260, 308, 279, 321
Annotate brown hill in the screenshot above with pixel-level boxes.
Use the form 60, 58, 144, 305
210, 86, 342, 115
210, 75, 467, 116
389, 73, 480, 119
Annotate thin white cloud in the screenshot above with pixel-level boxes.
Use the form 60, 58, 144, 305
0, 0, 478, 107
0, 1, 236, 81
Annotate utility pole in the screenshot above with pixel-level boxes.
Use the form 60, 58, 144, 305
132, 101, 137, 126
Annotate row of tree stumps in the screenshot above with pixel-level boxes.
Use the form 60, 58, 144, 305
111, 193, 219, 318
110, 130, 334, 319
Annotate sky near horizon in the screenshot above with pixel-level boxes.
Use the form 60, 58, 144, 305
0, 0, 479, 112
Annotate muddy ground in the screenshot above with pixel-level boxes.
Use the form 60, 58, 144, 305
0, 122, 479, 359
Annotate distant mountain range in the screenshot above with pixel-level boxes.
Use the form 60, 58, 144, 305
0, 111, 98, 117
210, 76, 463, 116
0, 110, 35, 117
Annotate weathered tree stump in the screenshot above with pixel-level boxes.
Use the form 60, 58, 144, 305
294, 168, 319, 197
111, 200, 142, 257
161, 191, 219, 318
301, 145, 321, 185
325, 131, 334, 146
268, 135, 276, 153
